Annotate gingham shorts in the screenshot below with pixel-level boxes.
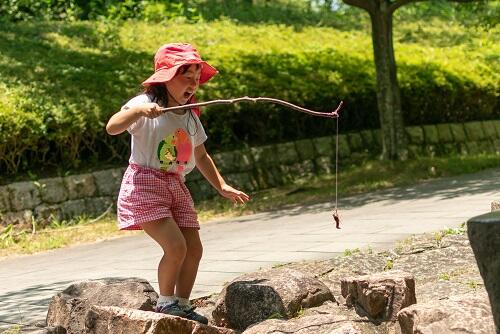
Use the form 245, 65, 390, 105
117, 164, 199, 230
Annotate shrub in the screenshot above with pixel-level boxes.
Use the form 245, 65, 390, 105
0, 19, 497, 177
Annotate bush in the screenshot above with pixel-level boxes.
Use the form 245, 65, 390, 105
0, 19, 498, 178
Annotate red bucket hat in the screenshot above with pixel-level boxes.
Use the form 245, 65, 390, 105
142, 43, 218, 86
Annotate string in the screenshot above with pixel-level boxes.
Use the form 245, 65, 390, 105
160, 96, 343, 228
333, 111, 340, 229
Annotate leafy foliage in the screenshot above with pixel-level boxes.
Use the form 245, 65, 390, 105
0, 10, 498, 177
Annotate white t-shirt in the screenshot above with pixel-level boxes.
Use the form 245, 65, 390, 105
122, 94, 207, 180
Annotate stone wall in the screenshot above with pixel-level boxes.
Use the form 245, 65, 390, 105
1, 120, 499, 230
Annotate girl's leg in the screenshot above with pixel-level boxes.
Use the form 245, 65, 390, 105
142, 218, 187, 296
175, 228, 203, 298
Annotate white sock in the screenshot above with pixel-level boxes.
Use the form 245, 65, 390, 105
177, 297, 191, 309
157, 295, 177, 306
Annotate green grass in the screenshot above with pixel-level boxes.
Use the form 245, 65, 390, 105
1, 153, 499, 258
1, 325, 21, 334
0, 216, 138, 258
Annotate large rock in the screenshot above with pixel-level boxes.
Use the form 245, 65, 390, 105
86, 306, 236, 334
38, 177, 68, 204
397, 293, 495, 334
467, 211, 500, 333
341, 270, 416, 321
1, 209, 33, 230
212, 268, 334, 330
34, 204, 62, 228
92, 168, 123, 197
8, 181, 41, 211
64, 174, 96, 200
0, 185, 11, 213
46, 278, 157, 334
242, 315, 359, 334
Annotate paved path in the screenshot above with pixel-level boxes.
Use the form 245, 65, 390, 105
1, 168, 499, 330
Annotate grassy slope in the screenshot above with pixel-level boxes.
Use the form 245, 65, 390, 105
0, 16, 497, 181
0, 17, 497, 127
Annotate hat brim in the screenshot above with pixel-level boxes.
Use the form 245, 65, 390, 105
142, 61, 218, 86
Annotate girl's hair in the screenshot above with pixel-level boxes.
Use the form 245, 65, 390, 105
143, 64, 201, 108
144, 84, 169, 108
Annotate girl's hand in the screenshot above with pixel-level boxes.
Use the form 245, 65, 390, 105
139, 103, 163, 119
219, 184, 250, 204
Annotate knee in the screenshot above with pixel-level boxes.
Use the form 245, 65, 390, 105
165, 240, 187, 262
187, 242, 203, 262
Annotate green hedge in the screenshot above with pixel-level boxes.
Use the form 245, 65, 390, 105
0, 19, 498, 177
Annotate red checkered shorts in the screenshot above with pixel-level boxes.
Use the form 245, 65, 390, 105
117, 164, 199, 230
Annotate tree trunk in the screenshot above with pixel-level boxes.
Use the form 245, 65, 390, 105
369, 3, 407, 160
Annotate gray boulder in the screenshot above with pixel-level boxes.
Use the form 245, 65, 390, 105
467, 211, 500, 333
46, 278, 157, 333
212, 268, 334, 330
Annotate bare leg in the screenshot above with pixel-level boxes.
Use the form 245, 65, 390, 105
142, 218, 186, 296
175, 228, 203, 298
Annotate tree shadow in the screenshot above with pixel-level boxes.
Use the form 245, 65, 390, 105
0, 280, 74, 329
223, 167, 500, 221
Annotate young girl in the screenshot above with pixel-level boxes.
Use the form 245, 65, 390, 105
106, 43, 250, 324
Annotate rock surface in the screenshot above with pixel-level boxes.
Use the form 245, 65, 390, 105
46, 278, 157, 334
467, 211, 500, 334
341, 270, 416, 321
212, 267, 334, 330
86, 306, 236, 334
39, 230, 494, 334
398, 293, 495, 334
242, 314, 359, 334
277, 232, 494, 333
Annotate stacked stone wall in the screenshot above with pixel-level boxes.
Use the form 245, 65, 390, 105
1, 120, 499, 230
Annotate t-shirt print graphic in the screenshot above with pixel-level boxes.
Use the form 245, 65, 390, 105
157, 128, 193, 173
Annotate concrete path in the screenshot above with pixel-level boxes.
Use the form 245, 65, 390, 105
1, 168, 499, 330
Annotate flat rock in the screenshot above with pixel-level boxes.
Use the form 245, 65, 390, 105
242, 315, 359, 334
86, 306, 236, 334
397, 293, 495, 334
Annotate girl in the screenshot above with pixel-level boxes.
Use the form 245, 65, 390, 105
106, 43, 250, 324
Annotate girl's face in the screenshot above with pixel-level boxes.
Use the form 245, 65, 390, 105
165, 64, 201, 107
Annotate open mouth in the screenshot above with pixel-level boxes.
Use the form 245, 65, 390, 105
183, 91, 193, 99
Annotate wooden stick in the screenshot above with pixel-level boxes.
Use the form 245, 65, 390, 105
159, 96, 343, 118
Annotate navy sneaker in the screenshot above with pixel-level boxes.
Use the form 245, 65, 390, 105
155, 300, 188, 317
184, 306, 209, 325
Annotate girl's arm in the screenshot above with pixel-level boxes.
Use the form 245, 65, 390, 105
194, 144, 250, 204
106, 103, 162, 135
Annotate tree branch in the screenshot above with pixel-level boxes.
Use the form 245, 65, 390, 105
159, 97, 343, 119
389, 0, 425, 13
342, 0, 374, 13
